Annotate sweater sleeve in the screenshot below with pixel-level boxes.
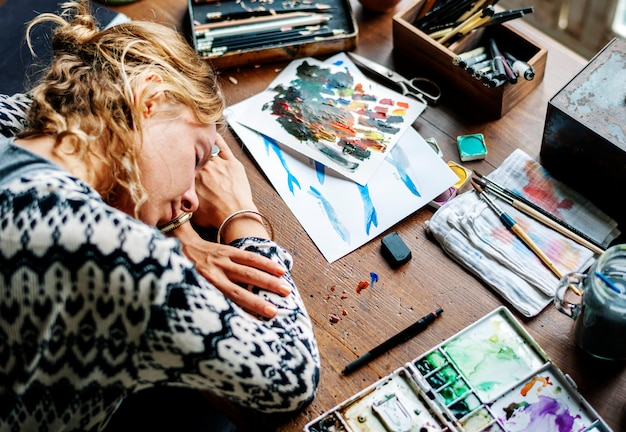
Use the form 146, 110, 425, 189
137, 233, 321, 413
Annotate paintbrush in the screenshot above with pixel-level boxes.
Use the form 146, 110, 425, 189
475, 172, 605, 253
472, 177, 604, 255
471, 180, 582, 294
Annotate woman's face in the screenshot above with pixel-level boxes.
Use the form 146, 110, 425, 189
136, 103, 216, 227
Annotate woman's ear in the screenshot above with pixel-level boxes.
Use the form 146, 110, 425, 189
140, 72, 166, 119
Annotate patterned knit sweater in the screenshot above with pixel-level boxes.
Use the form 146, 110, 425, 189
0, 136, 320, 431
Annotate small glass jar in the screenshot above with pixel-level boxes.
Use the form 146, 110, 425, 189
555, 244, 626, 361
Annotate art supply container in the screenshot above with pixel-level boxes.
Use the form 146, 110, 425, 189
555, 244, 626, 361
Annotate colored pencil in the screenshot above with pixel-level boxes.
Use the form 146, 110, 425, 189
200, 28, 339, 55
205, 4, 333, 21
197, 11, 315, 30
195, 13, 331, 39
197, 26, 326, 49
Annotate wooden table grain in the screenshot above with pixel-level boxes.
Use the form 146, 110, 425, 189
108, 1, 626, 430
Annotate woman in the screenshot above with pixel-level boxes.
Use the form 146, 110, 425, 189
0, 1, 320, 431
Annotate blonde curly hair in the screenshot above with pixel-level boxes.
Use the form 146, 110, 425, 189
21, 0, 225, 217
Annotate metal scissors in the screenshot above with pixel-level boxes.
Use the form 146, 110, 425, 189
347, 52, 441, 106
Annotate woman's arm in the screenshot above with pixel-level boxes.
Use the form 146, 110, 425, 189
143, 233, 320, 414
172, 222, 291, 318
172, 133, 291, 318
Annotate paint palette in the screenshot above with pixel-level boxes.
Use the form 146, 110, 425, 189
305, 307, 612, 432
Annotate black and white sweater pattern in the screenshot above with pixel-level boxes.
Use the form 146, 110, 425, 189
0, 137, 320, 431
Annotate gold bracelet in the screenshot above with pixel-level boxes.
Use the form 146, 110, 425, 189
216, 210, 274, 244
158, 212, 193, 234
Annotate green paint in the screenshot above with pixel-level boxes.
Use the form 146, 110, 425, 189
442, 315, 544, 402
457, 133, 487, 161
415, 350, 446, 374
426, 364, 459, 389
449, 393, 481, 419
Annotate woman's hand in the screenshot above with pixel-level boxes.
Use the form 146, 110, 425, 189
172, 222, 290, 319
192, 133, 256, 229
193, 133, 271, 243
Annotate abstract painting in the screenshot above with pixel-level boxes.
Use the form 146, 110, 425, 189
235, 53, 426, 185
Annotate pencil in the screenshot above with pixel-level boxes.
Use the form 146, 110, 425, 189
196, 11, 314, 31
472, 178, 604, 255
475, 172, 605, 253
205, 4, 333, 21
195, 13, 332, 39
471, 180, 582, 295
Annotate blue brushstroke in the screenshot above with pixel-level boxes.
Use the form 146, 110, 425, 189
314, 161, 325, 185
389, 145, 421, 197
262, 134, 301, 195
308, 186, 350, 243
358, 183, 378, 235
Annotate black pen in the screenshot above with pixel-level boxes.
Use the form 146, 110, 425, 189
341, 307, 443, 375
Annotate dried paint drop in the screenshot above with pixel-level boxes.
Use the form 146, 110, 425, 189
228, 76, 238, 85
356, 281, 369, 293
370, 272, 379, 283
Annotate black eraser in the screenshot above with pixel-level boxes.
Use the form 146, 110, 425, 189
381, 232, 412, 267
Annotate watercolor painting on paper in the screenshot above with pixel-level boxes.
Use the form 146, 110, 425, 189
234, 53, 426, 185
227, 115, 457, 263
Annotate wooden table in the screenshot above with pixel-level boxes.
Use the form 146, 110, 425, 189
108, 1, 626, 430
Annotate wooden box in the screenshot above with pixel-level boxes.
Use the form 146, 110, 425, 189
540, 38, 626, 228
187, 0, 358, 70
392, 0, 547, 118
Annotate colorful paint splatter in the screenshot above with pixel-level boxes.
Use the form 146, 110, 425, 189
263, 60, 412, 169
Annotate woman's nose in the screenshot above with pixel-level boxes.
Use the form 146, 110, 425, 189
180, 186, 200, 213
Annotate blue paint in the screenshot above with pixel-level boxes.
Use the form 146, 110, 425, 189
308, 186, 351, 243
262, 135, 301, 195
314, 161, 326, 185
389, 145, 421, 197
357, 183, 378, 235
370, 272, 379, 288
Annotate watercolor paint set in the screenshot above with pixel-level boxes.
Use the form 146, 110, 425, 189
305, 306, 611, 432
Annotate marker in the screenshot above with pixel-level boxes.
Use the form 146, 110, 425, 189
503, 51, 535, 80
341, 308, 443, 375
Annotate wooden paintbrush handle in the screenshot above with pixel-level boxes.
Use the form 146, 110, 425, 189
512, 200, 604, 255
